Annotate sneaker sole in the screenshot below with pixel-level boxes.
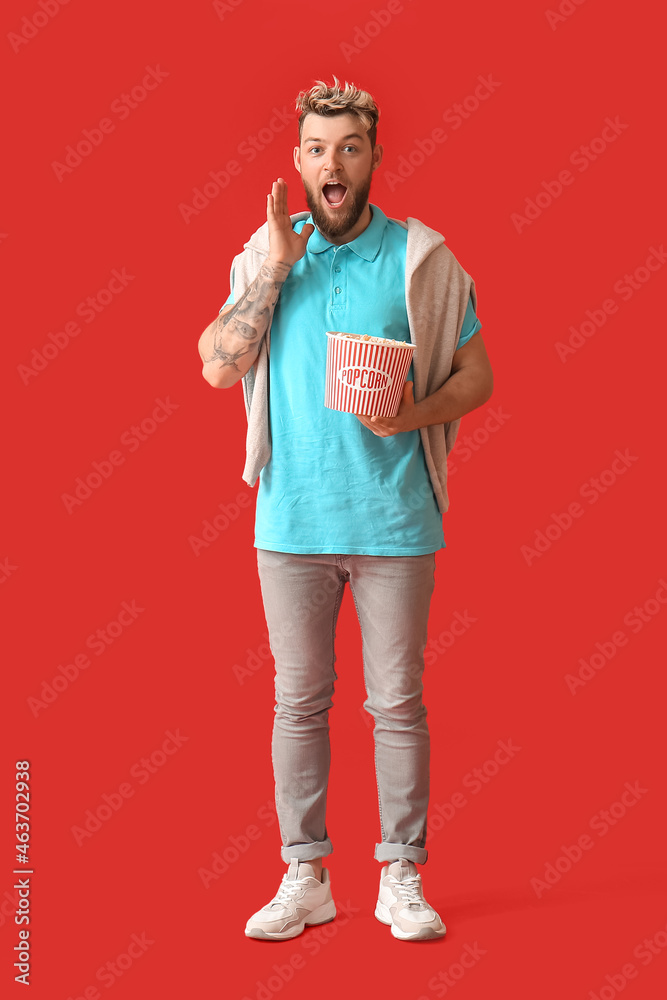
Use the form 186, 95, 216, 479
245, 899, 337, 941
374, 901, 446, 941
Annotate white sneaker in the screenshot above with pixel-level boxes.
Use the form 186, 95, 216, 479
375, 858, 446, 940
245, 860, 336, 940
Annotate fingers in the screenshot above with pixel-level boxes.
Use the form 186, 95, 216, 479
267, 180, 279, 221
356, 413, 380, 433
276, 177, 287, 216
355, 412, 397, 437
268, 177, 287, 220
270, 179, 280, 218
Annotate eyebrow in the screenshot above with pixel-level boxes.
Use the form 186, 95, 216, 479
303, 133, 365, 143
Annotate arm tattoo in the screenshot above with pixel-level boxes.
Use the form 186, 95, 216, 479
208, 343, 258, 372
201, 261, 290, 366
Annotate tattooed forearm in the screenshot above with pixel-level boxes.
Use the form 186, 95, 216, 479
199, 260, 291, 374
208, 343, 258, 372
218, 312, 259, 341
217, 264, 289, 342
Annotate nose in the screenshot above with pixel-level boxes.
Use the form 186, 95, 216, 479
323, 149, 342, 173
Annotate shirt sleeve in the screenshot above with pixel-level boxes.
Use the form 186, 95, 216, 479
220, 264, 235, 313
455, 292, 482, 350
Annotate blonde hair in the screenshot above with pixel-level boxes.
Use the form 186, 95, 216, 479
296, 76, 380, 148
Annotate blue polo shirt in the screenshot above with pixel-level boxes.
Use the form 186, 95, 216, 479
222, 204, 481, 555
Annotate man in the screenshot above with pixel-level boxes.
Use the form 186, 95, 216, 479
198, 77, 493, 942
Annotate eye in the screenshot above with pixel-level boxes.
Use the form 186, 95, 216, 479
343, 145, 357, 152
307, 146, 322, 154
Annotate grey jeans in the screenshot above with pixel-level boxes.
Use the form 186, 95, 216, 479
256, 548, 437, 865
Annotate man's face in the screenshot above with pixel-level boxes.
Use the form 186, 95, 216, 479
294, 112, 383, 241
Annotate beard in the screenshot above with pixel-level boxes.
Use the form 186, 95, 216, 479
302, 169, 373, 241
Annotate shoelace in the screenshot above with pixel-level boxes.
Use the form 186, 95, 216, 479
267, 875, 309, 909
395, 874, 427, 909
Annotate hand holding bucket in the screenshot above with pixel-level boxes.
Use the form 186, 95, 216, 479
324, 332, 416, 418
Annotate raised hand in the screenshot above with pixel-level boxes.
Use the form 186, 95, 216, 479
267, 177, 315, 267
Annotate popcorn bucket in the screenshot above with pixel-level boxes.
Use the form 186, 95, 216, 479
324, 332, 416, 417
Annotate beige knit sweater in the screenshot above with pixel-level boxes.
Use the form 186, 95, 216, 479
230, 210, 476, 514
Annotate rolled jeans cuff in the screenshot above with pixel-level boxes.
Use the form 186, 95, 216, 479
375, 841, 428, 865
280, 839, 333, 863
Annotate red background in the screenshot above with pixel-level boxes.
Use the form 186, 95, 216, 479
3, 0, 666, 997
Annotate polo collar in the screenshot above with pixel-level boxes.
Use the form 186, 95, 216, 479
305, 203, 387, 261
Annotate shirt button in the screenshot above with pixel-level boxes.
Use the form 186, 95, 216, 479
334, 266, 341, 273
334, 287, 341, 294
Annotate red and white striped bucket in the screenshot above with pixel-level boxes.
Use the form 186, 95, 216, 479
324, 332, 416, 417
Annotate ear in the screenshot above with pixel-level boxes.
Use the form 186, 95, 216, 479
371, 143, 383, 172
293, 146, 302, 174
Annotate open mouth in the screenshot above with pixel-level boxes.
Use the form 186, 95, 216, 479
322, 181, 348, 208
